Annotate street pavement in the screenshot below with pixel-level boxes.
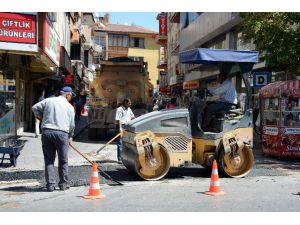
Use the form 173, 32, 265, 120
1, 116, 300, 211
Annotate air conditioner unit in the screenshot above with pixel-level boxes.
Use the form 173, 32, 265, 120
94, 44, 102, 53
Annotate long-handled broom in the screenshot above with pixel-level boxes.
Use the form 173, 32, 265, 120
69, 142, 123, 185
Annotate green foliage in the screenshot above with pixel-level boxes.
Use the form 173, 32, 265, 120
240, 12, 300, 74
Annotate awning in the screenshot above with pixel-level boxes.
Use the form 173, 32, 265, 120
179, 48, 259, 64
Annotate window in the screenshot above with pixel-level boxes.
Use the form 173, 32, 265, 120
283, 97, 300, 127
161, 117, 188, 127
108, 34, 129, 47
236, 32, 252, 50
129, 37, 145, 48
180, 12, 201, 29
0, 71, 16, 136
263, 98, 279, 126
84, 50, 89, 67
94, 37, 100, 45
128, 56, 144, 62
203, 35, 226, 50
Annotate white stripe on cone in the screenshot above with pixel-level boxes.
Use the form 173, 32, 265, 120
90, 183, 100, 189
92, 172, 98, 177
210, 180, 220, 186
212, 169, 218, 174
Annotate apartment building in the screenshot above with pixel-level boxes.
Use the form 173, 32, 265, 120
0, 12, 100, 137
94, 19, 160, 89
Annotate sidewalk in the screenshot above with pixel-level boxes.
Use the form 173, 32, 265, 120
0, 115, 119, 188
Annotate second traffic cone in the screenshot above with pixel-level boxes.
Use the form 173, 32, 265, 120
84, 162, 105, 199
205, 159, 225, 196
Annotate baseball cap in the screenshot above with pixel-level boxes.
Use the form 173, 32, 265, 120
61, 86, 76, 97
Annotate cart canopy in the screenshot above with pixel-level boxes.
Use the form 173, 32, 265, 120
260, 80, 300, 98
179, 48, 259, 64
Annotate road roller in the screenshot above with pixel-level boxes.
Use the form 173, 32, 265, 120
121, 48, 259, 180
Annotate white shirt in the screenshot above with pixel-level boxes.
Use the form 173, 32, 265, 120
115, 106, 135, 125
32, 96, 75, 136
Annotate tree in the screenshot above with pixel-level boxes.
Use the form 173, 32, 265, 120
240, 12, 300, 74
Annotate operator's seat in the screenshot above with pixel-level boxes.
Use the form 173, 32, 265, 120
214, 104, 242, 118
210, 103, 242, 132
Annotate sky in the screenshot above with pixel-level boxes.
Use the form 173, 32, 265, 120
100, 12, 159, 32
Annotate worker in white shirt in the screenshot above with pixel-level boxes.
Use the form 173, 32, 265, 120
115, 98, 135, 163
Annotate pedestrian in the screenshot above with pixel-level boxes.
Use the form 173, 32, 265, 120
166, 98, 177, 109
34, 89, 45, 138
75, 92, 83, 121
115, 98, 135, 163
32, 86, 75, 192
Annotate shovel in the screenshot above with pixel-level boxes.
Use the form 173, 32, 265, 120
87, 132, 121, 157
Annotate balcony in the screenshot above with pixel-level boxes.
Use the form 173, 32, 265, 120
180, 12, 242, 51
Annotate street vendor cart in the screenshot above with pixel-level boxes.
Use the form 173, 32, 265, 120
260, 80, 300, 158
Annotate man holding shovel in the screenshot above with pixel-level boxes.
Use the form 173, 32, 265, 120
32, 86, 75, 192
115, 98, 135, 164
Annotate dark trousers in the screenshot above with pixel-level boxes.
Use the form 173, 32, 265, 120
203, 102, 233, 129
115, 125, 123, 161
42, 129, 69, 187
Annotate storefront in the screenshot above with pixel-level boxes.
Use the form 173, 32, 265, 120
0, 13, 38, 137
183, 79, 199, 95
182, 80, 199, 106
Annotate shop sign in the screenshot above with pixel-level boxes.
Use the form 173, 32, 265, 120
283, 128, 300, 135
64, 74, 73, 85
158, 13, 167, 40
159, 71, 167, 76
0, 12, 38, 52
253, 72, 270, 88
44, 17, 61, 66
88, 71, 94, 82
169, 76, 177, 86
183, 80, 199, 90
263, 126, 278, 136
159, 87, 170, 93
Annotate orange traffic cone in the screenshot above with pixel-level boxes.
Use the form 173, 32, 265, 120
84, 162, 105, 199
205, 159, 225, 196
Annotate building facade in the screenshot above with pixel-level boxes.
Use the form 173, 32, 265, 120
94, 19, 160, 89
0, 12, 99, 138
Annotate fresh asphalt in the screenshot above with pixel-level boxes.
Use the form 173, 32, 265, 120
1, 116, 300, 211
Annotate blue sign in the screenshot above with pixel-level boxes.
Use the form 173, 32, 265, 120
253, 72, 271, 88
160, 71, 167, 76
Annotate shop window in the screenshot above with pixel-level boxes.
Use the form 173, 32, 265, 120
0, 71, 16, 136
263, 98, 279, 126
283, 97, 300, 127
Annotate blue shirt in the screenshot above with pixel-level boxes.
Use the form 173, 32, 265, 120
209, 78, 237, 104
32, 96, 75, 136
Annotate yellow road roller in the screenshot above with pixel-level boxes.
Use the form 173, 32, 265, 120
121, 48, 258, 180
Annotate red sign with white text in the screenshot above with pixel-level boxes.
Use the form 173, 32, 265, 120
159, 13, 167, 38
0, 13, 37, 44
